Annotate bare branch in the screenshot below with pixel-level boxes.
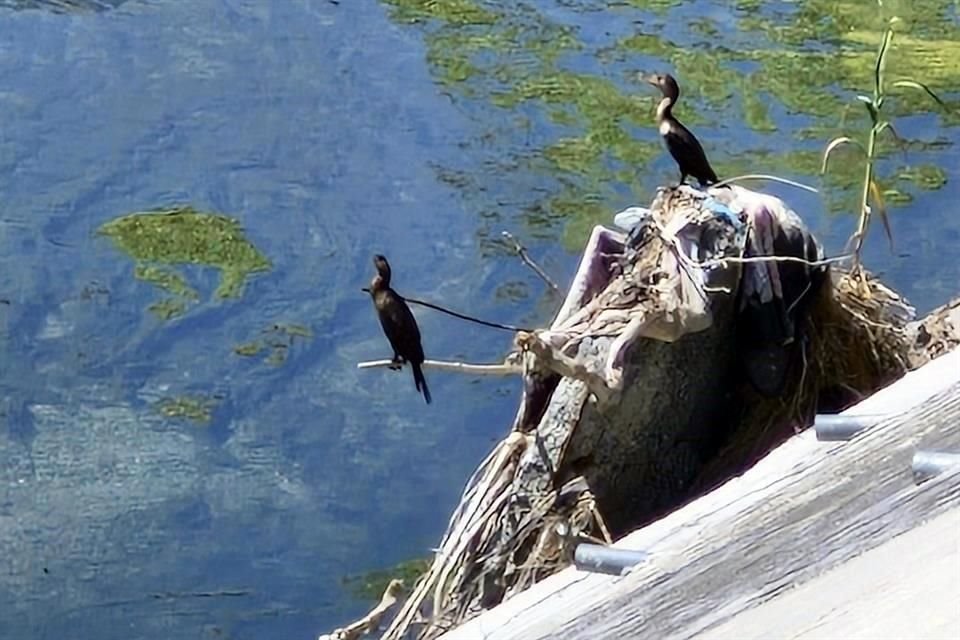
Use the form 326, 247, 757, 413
318, 579, 405, 640
358, 358, 522, 376
693, 253, 854, 270
502, 231, 562, 294
516, 332, 613, 404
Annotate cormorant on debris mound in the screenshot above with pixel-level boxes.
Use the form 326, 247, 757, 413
368, 254, 431, 404
644, 72, 720, 188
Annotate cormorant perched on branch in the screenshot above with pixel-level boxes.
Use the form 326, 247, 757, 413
368, 254, 431, 404
644, 72, 720, 187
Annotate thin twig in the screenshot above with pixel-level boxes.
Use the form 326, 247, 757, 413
357, 358, 522, 376
712, 173, 819, 193
361, 287, 533, 332
656, 217, 849, 289
501, 231, 562, 294
697, 253, 853, 269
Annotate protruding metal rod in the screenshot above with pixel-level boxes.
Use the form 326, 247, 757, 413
574, 543, 649, 576
814, 414, 888, 441
912, 450, 960, 484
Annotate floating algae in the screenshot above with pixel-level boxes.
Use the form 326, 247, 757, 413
99, 205, 271, 319
134, 264, 200, 301
233, 323, 313, 366
154, 394, 219, 425
380, 0, 956, 252
147, 298, 190, 321
233, 342, 265, 357
340, 558, 430, 601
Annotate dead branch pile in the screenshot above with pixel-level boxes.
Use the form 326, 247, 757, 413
322, 185, 950, 640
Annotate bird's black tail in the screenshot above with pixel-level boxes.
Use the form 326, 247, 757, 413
412, 362, 431, 405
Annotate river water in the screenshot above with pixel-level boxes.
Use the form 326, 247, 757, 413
0, 1, 956, 638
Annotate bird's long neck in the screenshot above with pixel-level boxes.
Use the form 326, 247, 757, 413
656, 96, 675, 123
371, 274, 389, 293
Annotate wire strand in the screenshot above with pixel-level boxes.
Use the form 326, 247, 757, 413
362, 288, 533, 333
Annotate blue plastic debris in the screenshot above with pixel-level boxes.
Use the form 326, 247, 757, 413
613, 206, 652, 233
703, 196, 744, 229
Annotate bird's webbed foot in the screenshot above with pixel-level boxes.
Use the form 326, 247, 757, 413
388, 355, 406, 371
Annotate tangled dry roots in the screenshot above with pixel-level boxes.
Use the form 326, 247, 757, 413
692, 268, 914, 492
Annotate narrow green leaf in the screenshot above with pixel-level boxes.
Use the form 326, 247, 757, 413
875, 28, 894, 96
891, 80, 951, 111
869, 178, 895, 252
875, 121, 907, 161
821, 136, 867, 174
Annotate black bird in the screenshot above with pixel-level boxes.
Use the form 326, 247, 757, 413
644, 72, 719, 187
368, 254, 431, 404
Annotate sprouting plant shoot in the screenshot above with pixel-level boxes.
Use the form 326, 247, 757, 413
821, 13, 949, 275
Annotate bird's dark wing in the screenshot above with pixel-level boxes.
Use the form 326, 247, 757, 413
376, 289, 425, 363
664, 123, 718, 185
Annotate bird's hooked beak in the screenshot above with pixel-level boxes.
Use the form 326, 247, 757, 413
640, 72, 661, 89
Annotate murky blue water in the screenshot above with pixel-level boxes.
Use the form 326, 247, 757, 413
0, 1, 956, 638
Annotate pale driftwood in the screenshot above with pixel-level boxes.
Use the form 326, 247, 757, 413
438, 347, 960, 639
356, 358, 522, 376
317, 579, 405, 640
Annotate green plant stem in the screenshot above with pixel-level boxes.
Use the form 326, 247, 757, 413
853, 125, 879, 267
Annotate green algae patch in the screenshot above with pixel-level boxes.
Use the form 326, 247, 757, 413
383, 0, 498, 26
896, 165, 948, 191
155, 395, 218, 425
381, 0, 956, 252
100, 206, 271, 318
233, 322, 313, 366
148, 298, 190, 321
233, 341, 265, 358
135, 265, 199, 301
341, 557, 430, 601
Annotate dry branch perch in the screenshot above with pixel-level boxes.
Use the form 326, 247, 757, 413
357, 358, 522, 376
317, 579, 405, 640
